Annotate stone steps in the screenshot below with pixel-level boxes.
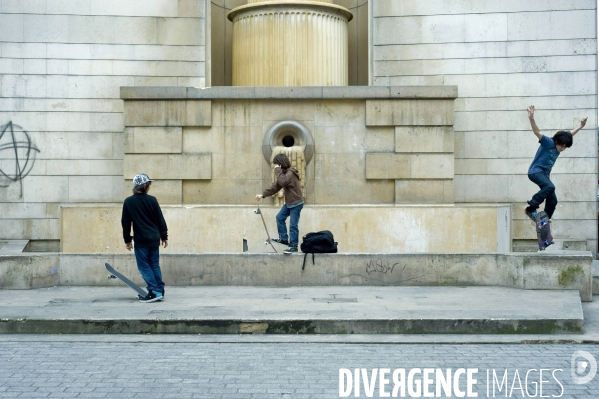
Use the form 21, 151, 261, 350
0, 286, 583, 335
513, 239, 588, 252
1, 251, 593, 301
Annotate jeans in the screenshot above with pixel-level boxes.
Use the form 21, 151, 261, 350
276, 203, 304, 247
134, 245, 165, 294
528, 171, 557, 219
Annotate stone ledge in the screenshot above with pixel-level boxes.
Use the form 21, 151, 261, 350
120, 86, 458, 100
0, 251, 593, 301
0, 241, 28, 254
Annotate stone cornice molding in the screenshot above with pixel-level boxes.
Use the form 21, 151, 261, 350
228, 0, 353, 22
120, 86, 459, 100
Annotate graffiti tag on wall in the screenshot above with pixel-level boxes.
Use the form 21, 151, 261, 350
0, 121, 40, 197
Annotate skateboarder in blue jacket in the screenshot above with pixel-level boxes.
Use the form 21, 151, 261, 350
524, 105, 587, 221
121, 173, 168, 303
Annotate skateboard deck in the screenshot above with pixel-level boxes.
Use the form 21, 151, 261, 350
535, 211, 554, 251
254, 202, 278, 253
105, 263, 147, 298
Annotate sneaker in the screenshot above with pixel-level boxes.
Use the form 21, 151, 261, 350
271, 237, 289, 245
524, 206, 538, 222
283, 246, 298, 254
139, 291, 161, 303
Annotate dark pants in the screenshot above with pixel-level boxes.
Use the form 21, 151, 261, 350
134, 245, 165, 294
527, 172, 557, 219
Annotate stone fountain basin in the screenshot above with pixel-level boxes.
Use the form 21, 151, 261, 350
61, 204, 511, 254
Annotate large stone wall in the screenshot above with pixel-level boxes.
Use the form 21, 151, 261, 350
0, 0, 207, 240
371, 0, 598, 252
0, 0, 597, 254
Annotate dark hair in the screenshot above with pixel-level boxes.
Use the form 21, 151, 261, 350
552, 131, 573, 148
133, 182, 151, 194
273, 153, 291, 170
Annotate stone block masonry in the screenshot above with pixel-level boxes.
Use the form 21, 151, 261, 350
0, 1, 207, 242
121, 86, 458, 206
371, 1, 597, 254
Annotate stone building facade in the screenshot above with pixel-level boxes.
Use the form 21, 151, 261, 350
0, 0, 596, 253
373, 1, 597, 251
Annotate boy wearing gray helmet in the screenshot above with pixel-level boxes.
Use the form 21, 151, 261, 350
121, 173, 168, 303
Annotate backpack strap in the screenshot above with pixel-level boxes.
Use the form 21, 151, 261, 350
301, 253, 316, 271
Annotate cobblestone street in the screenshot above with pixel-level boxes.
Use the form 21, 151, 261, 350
0, 341, 597, 398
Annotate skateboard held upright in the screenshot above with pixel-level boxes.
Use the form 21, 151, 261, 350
535, 211, 554, 251
255, 200, 278, 253
105, 263, 147, 299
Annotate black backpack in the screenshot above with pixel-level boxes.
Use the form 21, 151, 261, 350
300, 230, 338, 270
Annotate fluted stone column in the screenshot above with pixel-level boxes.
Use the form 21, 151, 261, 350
228, 0, 352, 86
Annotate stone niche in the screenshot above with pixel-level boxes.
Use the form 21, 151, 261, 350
120, 86, 457, 206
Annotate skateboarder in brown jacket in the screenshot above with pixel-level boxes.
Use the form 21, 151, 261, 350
256, 154, 304, 254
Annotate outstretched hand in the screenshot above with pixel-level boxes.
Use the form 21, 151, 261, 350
580, 117, 588, 128
527, 105, 535, 119
255, 194, 263, 200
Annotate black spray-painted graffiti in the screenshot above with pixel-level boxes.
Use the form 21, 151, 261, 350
366, 258, 399, 274
365, 258, 427, 283
0, 121, 40, 197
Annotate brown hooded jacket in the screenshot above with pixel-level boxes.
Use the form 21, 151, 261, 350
262, 167, 303, 205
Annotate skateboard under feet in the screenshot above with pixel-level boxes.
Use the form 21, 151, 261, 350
535, 211, 554, 251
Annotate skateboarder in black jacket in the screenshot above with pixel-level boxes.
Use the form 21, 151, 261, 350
121, 173, 168, 303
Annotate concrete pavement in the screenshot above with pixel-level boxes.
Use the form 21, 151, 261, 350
0, 285, 587, 336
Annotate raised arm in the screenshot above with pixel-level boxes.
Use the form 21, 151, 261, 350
570, 117, 587, 136
527, 105, 542, 140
